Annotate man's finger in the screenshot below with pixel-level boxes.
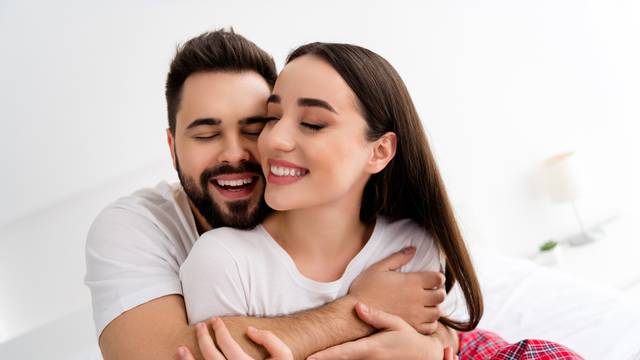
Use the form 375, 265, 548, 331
211, 317, 249, 359
355, 302, 408, 331
371, 247, 416, 271
443, 346, 453, 360
246, 327, 293, 359
307, 338, 371, 360
196, 322, 225, 360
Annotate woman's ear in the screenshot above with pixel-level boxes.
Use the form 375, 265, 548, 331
366, 132, 397, 174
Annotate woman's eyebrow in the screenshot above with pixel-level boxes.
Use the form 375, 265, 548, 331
298, 98, 338, 114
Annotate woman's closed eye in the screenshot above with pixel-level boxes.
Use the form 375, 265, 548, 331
300, 122, 325, 131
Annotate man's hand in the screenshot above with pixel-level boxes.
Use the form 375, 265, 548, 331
348, 247, 447, 334
177, 317, 293, 360
307, 302, 450, 360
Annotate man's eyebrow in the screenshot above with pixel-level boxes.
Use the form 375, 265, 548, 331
267, 94, 281, 104
186, 118, 221, 130
240, 116, 269, 125
298, 98, 338, 114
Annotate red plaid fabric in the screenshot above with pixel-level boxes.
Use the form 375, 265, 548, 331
458, 329, 584, 360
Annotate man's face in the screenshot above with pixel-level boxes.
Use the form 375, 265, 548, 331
168, 71, 272, 230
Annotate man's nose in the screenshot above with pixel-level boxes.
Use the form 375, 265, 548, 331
217, 135, 251, 164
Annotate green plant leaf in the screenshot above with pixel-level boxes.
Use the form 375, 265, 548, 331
540, 240, 558, 252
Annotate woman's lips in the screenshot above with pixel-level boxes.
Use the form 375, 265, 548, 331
267, 159, 309, 186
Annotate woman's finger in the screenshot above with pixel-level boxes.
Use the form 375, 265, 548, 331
306, 338, 370, 360
177, 346, 196, 360
211, 317, 250, 359
415, 321, 438, 335
354, 302, 409, 331
196, 322, 226, 360
246, 326, 293, 359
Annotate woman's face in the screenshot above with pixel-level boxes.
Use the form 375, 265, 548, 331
258, 55, 375, 211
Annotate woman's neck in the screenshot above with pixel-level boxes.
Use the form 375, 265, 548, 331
263, 193, 374, 282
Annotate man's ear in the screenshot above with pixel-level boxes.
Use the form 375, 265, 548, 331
166, 128, 177, 170
366, 132, 397, 174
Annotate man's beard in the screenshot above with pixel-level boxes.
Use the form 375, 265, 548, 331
175, 155, 271, 230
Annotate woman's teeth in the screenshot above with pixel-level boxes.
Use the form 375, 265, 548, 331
270, 165, 306, 177
216, 178, 254, 187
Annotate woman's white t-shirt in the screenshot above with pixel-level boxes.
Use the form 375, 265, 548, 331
180, 216, 460, 324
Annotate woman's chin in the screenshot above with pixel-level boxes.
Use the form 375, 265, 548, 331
264, 194, 293, 212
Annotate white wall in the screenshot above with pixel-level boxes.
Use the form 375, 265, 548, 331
1, 0, 638, 349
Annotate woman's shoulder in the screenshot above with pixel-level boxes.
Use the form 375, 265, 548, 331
377, 216, 442, 272
379, 216, 433, 242
189, 226, 266, 261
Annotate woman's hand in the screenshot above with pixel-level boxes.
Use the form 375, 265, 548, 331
348, 247, 446, 334
307, 302, 455, 360
177, 317, 293, 360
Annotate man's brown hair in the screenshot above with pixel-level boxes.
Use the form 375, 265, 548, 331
165, 29, 277, 134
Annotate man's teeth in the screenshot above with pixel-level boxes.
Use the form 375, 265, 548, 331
216, 178, 254, 187
270, 166, 305, 177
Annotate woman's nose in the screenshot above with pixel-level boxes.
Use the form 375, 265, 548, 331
264, 120, 295, 153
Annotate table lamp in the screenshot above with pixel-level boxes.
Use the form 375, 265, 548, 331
542, 151, 604, 246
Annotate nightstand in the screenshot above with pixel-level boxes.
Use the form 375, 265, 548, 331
534, 216, 640, 293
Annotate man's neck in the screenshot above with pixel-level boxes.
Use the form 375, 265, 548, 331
188, 201, 212, 235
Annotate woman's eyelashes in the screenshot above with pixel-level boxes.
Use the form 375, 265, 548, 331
300, 122, 325, 131
264, 114, 326, 132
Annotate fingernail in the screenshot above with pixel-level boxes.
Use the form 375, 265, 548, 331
402, 246, 415, 254
177, 346, 186, 357
247, 326, 257, 334
359, 302, 369, 314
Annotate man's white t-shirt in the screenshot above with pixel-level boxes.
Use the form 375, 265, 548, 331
84, 181, 199, 336
180, 217, 458, 325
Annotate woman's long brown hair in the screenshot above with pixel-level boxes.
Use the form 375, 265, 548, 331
287, 43, 483, 331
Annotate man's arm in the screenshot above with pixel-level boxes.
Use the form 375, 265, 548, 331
99, 249, 445, 360
98, 294, 366, 360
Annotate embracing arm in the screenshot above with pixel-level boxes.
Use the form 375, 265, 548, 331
98, 293, 368, 360
100, 248, 445, 360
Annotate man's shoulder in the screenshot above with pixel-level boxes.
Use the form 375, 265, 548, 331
99, 181, 189, 222
87, 181, 197, 250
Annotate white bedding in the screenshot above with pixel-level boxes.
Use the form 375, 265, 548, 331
473, 247, 640, 359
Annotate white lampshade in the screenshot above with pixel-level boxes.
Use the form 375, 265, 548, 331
542, 151, 581, 203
